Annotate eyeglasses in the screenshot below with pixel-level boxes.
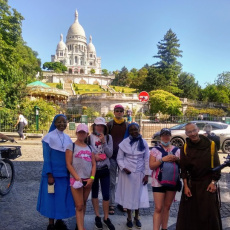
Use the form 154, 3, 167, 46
186, 129, 198, 135
115, 110, 124, 113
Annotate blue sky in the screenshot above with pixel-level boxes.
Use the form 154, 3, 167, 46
8, 0, 230, 88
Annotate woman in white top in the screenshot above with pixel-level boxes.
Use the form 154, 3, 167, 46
149, 128, 180, 230
15, 111, 26, 140
88, 117, 115, 230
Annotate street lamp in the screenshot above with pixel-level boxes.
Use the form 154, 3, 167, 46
34, 106, 40, 131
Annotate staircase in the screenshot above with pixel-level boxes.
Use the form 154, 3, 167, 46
63, 83, 75, 95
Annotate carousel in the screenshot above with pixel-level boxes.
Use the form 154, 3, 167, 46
27, 81, 69, 106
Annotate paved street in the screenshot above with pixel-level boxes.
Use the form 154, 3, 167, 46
0, 140, 230, 230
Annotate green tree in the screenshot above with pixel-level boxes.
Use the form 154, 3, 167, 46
111, 67, 129, 86
43, 62, 67, 73
102, 69, 109, 76
153, 29, 182, 94
177, 72, 201, 99
0, 0, 41, 108
130, 68, 148, 91
215, 71, 230, 89
154, 29, 182, 71
149, 90, 182, 115
141, 66, 166, 92
202, 84, 230, 103
90, 68, 95, 74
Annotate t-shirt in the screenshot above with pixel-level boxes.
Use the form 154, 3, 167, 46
150, 145, 180, 187
66, 143, 93, 179
19, 114, 24, 122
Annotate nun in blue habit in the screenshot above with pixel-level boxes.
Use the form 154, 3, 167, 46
37, 114, 75, 230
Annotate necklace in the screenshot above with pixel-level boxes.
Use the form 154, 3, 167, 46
56, 130, 65, 150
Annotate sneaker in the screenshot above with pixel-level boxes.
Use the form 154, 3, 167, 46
103, 218, 115, 230
126, 218, 133, 230
134, 217, 142, 229
47, 224, 55, 230
95, 216, 103, 229
55, 219, 69, 230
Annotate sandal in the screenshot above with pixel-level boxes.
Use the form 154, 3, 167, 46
117, 204, 127, 212
109, 206, 115, 215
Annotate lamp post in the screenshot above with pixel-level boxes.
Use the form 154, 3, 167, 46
34, 106, 40, 131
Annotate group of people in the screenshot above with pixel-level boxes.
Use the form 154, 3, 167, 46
36, 104, 223, 230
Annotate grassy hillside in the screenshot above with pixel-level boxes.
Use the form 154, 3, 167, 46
111, 86, 137, 93
73, 84, 107, 94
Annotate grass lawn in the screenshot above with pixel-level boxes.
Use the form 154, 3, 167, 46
111, 86, 137, 93
73, 84, 107, 94
46, 83, 59, 88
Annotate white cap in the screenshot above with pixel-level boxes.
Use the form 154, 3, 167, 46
94, 117, 106, 126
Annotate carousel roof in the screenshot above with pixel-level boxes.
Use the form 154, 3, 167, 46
27, 81, 51, 88
27, 81, 69, 97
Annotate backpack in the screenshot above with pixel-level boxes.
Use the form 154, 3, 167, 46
154, 145, 180, 187
184, 140, 215, 168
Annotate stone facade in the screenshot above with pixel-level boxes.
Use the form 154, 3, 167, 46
43, 72, 114, 85
68, 93, 148, 115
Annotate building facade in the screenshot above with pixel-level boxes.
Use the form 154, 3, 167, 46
51, 10, 101, 75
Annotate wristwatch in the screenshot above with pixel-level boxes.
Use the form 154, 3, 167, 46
211, 180, 217, 186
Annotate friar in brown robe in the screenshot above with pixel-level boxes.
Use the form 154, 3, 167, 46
176, 123, 222, 230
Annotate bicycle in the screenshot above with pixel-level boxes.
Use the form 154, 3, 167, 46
0, 139, 22, 196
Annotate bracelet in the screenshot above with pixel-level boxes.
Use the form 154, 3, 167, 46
90, 176, 95, 180
159, 159, 163, 164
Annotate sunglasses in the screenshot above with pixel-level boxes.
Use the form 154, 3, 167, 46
115, 110, 124, 113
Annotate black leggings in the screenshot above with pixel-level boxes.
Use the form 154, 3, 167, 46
91, 166, 110, 201
18, 122, 24, 138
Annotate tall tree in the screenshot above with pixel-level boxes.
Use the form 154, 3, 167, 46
153, 29, 182, 94
215, 71, 230, 89
0, 0, 41, 108
177, 72, 201, 100
111, 66, 129, 86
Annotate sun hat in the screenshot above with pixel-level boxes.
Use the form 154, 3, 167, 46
76, 123, 89, 133
160, 128, 171, 136
94, 117, 106, 126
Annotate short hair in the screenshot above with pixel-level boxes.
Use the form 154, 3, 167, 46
185, 122, 198, 130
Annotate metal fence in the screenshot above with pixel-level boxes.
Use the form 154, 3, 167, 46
0, 111, 226, 139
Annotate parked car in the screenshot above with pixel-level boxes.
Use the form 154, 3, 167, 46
151, 121, 230, 153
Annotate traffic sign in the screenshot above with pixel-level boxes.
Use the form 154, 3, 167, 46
138, 91, 149, 102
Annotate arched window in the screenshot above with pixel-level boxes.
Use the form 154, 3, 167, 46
90, 54, 92, 58
69, 68, 72, 74
90, 62, 92, 66
75, 56, 78, 64
70, 60, 72, 65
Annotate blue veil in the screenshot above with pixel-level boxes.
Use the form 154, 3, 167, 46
124, 122, 145, 151
49, 114, 67, 133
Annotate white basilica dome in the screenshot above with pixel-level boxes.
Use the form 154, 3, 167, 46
57, 34, 67, 50
88, 36, 96, 53
67, 10, 86, 38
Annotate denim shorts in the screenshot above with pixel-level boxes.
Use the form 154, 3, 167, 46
152, 186, 177, 193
